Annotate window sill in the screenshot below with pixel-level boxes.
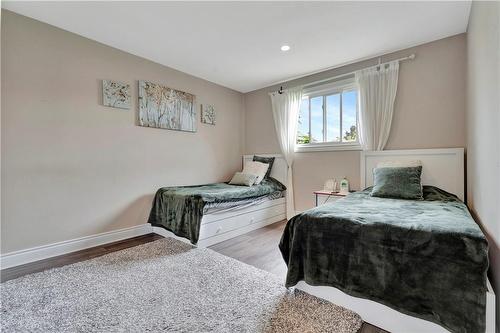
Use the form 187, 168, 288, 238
295, 143, 362, 153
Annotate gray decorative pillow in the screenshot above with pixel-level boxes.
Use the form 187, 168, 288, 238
370, 166, 423, 200
229, 172, 257, 186
253, 156, 275, 179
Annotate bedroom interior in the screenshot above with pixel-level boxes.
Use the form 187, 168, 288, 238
0, 2, 499, 333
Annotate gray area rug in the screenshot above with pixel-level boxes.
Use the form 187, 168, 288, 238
1, 238, 363, 332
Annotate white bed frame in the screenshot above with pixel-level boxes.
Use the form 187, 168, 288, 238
152, 154, 287, 247
361, 148, 465, 201
297, 148, 496, 333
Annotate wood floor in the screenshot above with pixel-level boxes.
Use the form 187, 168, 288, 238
0, 233, 164, 283
1, 222, 387, 333
209, 219, 288, 278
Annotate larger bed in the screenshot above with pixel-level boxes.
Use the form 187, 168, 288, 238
280, 148, 495, 333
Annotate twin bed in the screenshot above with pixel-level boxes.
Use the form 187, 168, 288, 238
283, 148, 495, 333
147, 148, 495, 333
150, 154, 288, 247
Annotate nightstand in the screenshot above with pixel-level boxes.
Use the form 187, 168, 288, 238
313, 190, 349, 206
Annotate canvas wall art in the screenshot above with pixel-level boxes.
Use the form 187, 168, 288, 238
201, 104, 216, 125
138, 80, 196, 132
102, 80, 131, 109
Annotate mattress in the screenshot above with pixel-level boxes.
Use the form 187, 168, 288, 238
203, 191, 284, 215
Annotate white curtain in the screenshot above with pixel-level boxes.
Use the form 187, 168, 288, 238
269, 87, 303, 219
355, 61, 399, 150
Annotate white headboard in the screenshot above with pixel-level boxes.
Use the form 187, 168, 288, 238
243, 154, 287, 186
360, 148, 464, 201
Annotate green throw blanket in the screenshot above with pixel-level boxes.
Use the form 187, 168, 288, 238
148, 178, 285, 244
279, 186, 488, 333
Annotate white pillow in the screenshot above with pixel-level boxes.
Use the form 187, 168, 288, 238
377, 160, 422, 168
242, 161, 269, 185
229, 172, 257, 186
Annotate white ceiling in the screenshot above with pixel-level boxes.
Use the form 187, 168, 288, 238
2, 1, 471, 93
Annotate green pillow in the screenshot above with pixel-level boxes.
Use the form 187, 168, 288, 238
371, 166, 423, 200
253, 156, 275, 179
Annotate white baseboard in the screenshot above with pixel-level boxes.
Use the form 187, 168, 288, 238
1, 224, 152, 269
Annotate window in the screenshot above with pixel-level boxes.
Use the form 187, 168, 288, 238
296, 79, 360, 152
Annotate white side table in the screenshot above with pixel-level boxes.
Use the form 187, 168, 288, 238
313, 190, 349, 206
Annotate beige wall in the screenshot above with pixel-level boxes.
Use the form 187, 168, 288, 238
1, 11, 245, 253
0, 10, 476, 259
244, 34, 466, 211
466, 1, 500, 327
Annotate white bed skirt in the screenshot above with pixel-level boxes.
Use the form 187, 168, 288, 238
295, 279, 496, 333
152, 197, 286, 247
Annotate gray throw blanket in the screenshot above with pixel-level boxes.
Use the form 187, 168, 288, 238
279, 186, 489, 333
148, 177, 285, 244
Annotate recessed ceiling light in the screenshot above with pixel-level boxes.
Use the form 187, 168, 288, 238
281, 45, 290, 52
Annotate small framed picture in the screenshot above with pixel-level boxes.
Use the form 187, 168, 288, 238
201, 104, 216, 125
102, 80, 131, 110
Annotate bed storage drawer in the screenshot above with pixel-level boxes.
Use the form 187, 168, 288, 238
199, 202, 285, 240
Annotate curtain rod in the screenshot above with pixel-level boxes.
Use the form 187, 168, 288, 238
299, 53, 415, 90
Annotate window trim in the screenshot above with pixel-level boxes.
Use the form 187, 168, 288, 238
304, 78, 355, 97
296, 79, 361, 152
295, 141, 362, 152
